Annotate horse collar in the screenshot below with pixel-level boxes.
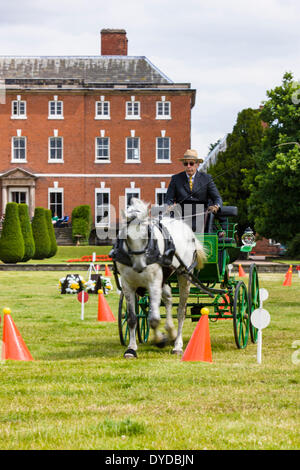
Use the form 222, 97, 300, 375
110, 220, 175, 268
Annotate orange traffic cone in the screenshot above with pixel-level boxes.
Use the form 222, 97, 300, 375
97, 290, 116, 322
1, 308, 34, 361
283, 265, 293, 286
181, 309, 212, 363
104, 264, 112, 277
238, 264, 246, 277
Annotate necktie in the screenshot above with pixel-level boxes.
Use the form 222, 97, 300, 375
189, 176, 193, 191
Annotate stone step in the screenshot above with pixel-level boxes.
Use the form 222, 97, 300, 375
54, 227, 74, 246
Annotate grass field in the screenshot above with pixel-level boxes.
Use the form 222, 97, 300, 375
0, 270, 299, 450
18, 245, 112, 264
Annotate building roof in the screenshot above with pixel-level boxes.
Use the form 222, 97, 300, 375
0, 55, 173, 85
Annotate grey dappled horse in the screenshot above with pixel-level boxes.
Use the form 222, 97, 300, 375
114, 198, 206, 358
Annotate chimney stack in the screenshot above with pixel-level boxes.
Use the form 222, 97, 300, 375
101, 29, 128, 56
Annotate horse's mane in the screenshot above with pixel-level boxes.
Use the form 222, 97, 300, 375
125, 198, 149, 222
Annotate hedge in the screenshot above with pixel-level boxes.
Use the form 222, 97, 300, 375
18, 203, 35, 262
0, 202, 25, 263
32, 207, 51, 259
72, 205, 92, 244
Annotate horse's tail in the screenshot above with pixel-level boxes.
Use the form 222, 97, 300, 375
195, 237, 207, 270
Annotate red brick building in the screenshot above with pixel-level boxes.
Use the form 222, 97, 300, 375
0, 29, 195, 236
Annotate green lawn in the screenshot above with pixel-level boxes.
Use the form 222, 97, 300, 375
0, 271, 299, 450
269, 258, 300, 265
15, 246, 112, 264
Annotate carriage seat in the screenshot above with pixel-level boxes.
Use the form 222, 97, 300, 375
205, 205, 238, 240
218, 206, 238, 217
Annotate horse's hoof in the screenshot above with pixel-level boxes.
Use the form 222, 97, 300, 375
171, 349, 183, 356
124, 348, 137, 359
155, 334, 168, 349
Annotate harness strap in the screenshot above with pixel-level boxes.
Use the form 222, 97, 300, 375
110, 220, 176, 268
174, 252, 226, 297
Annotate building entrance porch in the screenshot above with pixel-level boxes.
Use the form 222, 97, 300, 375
0, 168, 36, 218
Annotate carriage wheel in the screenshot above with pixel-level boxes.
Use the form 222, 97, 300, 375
118, 293, 150, 345
248, 263, 260, 343
118, 292, 130, 346
136, 297, 150, 344
233, 281, 250, 349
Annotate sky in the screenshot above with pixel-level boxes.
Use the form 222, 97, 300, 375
0, 0, 299, 157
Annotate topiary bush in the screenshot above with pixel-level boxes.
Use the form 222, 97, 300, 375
32, 207, 51, 259
18, 203, 35, 262
45, 209, 58, 258
0, 202, 25, 263
72, 205, 92, 244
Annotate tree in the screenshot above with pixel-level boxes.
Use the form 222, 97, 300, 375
247, 72, 300, 244
32, 207, 51, 259
208, 139, 221, 153
18, 203, 35, 262
208, 108, 264, 238
45, 209, 58, 258
0, 202, 25, 263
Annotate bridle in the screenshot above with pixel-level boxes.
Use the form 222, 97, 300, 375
124, 220, 152, 257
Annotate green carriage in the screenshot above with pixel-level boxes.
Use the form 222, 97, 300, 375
117, 206, 260, 350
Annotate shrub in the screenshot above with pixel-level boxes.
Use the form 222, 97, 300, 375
72, 205, 92, 244
287, 233, 300, 258
45, 209, 58, 257
18, 204, 35, 262
32, 207, 51, 259
0, 202, 25, 263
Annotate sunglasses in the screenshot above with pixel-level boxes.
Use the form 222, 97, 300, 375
183, 161, 195, 167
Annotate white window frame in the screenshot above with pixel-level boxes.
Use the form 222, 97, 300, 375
48, 136, 64, 163
156, 101, 171, 119
95, 101, 110, 119
125, 188, 141, 208
48, 188, 64, 219
95, 188, 111, 227
48, 100, 64, 119
95, 137, 110, 163
11, 100, 27, 119
155, 188, 167, 207
126, 137, 140, 163
156, 137, 171, 163
8, 187, 29, 205
125, 101, 140, 120
11, 136, 27, 162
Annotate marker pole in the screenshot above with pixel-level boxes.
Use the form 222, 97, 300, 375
257, 328, 262, 364
81, 293, 84, 320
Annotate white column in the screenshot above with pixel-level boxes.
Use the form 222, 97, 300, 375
29, 186, 35, 218
2, 186, 7, 214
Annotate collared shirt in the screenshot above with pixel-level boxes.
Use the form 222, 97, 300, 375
186, 172, 197, 184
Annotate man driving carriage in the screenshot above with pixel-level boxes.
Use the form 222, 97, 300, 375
165, 149, 226, 235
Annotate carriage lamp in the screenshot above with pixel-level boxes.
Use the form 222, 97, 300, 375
242, 227, 255, 246
240, 227, 256, 252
